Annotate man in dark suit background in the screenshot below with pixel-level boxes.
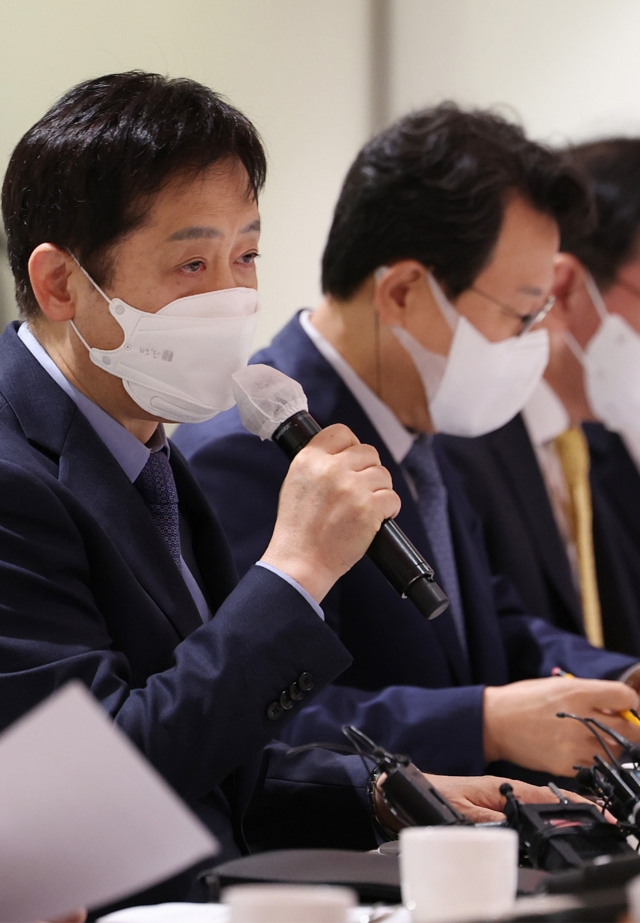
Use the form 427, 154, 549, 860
175, 105, 640, 787
442, 139, 640, 658
2, 73, 558, 905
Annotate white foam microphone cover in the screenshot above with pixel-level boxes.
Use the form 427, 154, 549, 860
231, 364, 309, 440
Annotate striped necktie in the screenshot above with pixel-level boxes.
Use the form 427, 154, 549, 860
553, 426, 604, 647
403, 435, 468, 657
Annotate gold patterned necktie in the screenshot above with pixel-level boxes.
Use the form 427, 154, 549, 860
553, 426, 604, 647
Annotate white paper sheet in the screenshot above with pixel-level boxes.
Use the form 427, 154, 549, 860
0, 682, 218, 922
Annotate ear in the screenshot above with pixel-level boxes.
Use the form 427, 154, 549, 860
28, 244, 78, 322
552, 252, 586, 319
374, 260, 430, 327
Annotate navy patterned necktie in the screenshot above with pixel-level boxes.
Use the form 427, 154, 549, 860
134, 450, 181, 569
403, 435, 468, 658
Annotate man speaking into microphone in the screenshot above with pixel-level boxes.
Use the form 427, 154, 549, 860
175, 104, 640, 803
0, 73, 572, 903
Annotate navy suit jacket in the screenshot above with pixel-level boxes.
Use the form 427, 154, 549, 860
174, 313, 637, 778
441, 416, 640, 657
0, 323, 378, 899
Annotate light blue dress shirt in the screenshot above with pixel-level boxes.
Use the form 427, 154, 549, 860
18, 323, 323, 621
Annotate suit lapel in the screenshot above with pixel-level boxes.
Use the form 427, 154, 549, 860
487, 416, 582, 631
435, 446, 509, 685
60, 415, 204, 639
265, 316, 471, 684
0, 324, 203, 640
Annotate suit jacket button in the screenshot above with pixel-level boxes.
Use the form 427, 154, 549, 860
266, 702, 283, 720
279, 690, 293, 710
289, 682, 304, 701
298, 672, 314, 692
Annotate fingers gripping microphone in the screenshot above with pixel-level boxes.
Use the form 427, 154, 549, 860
231, 364, 449, 620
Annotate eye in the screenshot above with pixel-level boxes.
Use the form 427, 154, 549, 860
238, 251, 260, 266
180, 259, 206, 274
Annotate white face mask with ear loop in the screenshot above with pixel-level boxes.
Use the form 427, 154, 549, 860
69, 259, 260, 424
376, 265, 550, 437
564, 271, 640, 434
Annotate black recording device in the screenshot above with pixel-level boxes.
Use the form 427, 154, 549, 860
288, 726, 467, 828
500, 783, 633, 871
232, 364, 449, 620
289, 724, 638, 875
560, 711, 640, 837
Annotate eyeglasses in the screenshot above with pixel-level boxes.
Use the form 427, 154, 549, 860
469, 286, 556, 336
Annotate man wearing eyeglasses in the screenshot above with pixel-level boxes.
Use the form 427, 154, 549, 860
174, 106, 640, 806
443, 137, 640, 660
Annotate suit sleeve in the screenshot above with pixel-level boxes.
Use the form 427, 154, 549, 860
491, 572, 639, 680
181, 425, 488, 776
276, 683, 486, 775
246, 741, 378, 852
0, 461, 352, 804
439, 435, 640, 681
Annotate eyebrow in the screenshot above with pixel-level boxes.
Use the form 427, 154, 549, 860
517, 285, 544, 297
166, 218, 261, 242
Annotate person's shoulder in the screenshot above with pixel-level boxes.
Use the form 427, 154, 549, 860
0, 397, 41, 465
438, 415, 527, 472
172, 403, 256, 459
0, 392, 75, 506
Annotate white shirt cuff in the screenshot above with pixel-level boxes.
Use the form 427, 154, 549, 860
255, 561, 325, 620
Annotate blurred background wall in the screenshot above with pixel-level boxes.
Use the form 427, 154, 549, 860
388, 0, 640, 142
1, 0, 640, 346
0, 0, 371, 341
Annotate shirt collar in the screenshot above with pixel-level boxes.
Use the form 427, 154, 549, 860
299, 310, 416, 463
522, 378, 571, 447
18, 322, 167, 482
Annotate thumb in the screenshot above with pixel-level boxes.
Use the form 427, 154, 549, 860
586, 679, 639, 713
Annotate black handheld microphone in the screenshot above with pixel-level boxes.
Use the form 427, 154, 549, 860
231, 364, 449, 620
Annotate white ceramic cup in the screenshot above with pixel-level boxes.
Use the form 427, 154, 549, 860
223, 883, 356, 922
400, 825, 519, 923
627, 873, 640, 921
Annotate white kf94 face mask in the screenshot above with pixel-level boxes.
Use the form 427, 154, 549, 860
70, 263, 260, 424
565, 273, 640, 435
387, 270, 550, 437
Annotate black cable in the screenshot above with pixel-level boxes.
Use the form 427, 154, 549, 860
557, 712, 619, 764
582, 716, 636, 755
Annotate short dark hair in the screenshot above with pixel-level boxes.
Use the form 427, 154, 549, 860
561, 138, 640, 289
321, 102, 590, 301
2, 71, 267, 319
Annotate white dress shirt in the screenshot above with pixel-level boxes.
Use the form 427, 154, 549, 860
299, 310, 415, 465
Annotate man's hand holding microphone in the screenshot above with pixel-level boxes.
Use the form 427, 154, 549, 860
261, 423, 400, 604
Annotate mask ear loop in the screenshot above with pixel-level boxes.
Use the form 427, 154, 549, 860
68, 251, 112, 305
426, 272, 459, 332
67, 252, 112, 352
375, 265, 459, 332
583, 272, 610, 324
564, 330, 587, 366
564, 272, 609, 366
